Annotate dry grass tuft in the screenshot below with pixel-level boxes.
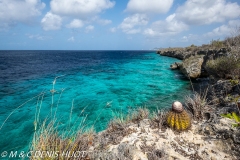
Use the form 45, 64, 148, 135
96, 115, 136, 147
150, 109, 167, 130
225, 26, 240, 53
185, 91, 210, 121
31, 120, 95, 160
104, 120, 129, 145
131, 108, 149, 124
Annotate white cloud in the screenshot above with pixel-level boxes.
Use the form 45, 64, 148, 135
179, 34, 198, 42
0, 0, 45, 29
205, 20, 240, 37
68, 36, 75, 42
126, 29, 141, 34
66, 19, 84, 28
91, 16, 112, 25
144, 14, 188, 37
50, 0, 115, 18
41, 12, 62, 31
181, 36, 188, 42
85, 25, 94, 33
143, 0, 240, 38
175, 0, 240, 25
42, 0, 115, 30
126, 0, 173, 14
97, 19, 112, 25
110, 27, 117, 33
27, 34, 50, 40
119, 14, 148, 34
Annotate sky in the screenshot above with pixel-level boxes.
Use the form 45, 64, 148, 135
0, 0, 240, 50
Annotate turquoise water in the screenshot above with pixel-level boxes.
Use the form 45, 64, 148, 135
0, 51, 191, 153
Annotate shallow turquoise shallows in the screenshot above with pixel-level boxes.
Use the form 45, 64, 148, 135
0, 50, 191, 153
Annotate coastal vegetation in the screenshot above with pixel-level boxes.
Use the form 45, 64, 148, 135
205, 55, 240, 79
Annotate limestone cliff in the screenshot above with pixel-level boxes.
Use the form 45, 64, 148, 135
157, 48, 229, 79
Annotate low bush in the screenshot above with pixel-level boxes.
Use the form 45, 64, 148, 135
186, 44, 198, 52
205, 56, 240, 79
210, 39, 225, 49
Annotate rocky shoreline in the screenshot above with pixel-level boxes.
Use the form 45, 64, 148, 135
32, 46, 240, 160
147, 47, 240, 159
157, 47, 229, 79
86, 83, 240, 159
83, 48, 240, 159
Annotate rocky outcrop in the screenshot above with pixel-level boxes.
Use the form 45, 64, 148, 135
158, 48, 229, 61
179, 55, 204, 79
157, 49, 194, 60
170, 62, 182, 70
207, 79, 240, 107
95, 116, 240, 160
159, 48, 230, 79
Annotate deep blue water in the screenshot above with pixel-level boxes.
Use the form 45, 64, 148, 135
0, 50, 191, 153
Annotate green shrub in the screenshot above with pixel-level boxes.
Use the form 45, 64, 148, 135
190, 44, 197, 47
185, 44, 198, 52
205, 56, 240, 79
210, 39, 225, 49
229, 79, 239, 86
220, 112, 240, 127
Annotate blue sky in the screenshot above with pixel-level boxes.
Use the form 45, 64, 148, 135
0, 0, 240, 50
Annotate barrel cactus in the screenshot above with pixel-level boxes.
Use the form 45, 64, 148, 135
166, 101, 191, 131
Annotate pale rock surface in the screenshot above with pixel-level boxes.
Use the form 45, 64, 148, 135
106, 118, 238, 160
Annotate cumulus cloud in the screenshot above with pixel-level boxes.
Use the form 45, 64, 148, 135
50, 0, 115, 18
0, 0, 45, 29
119, 14, 148, 34
175, 0, 240, 25
144, 14, 188, 37
41, 12, 62, 31
41, 0, 115, 31
66, 19, 84, 28
126, 0, 173, 14
120, 0, 173, 35
205, 20, 240, 37
85, 25, 94, 33
143, 0, 240, 38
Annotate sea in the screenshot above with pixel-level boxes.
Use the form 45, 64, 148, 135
0, 50, 191, 153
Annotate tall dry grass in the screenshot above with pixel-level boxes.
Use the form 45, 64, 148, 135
185, 90, 210, 121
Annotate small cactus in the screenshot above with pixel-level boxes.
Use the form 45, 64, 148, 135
166, 101, 191, 131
